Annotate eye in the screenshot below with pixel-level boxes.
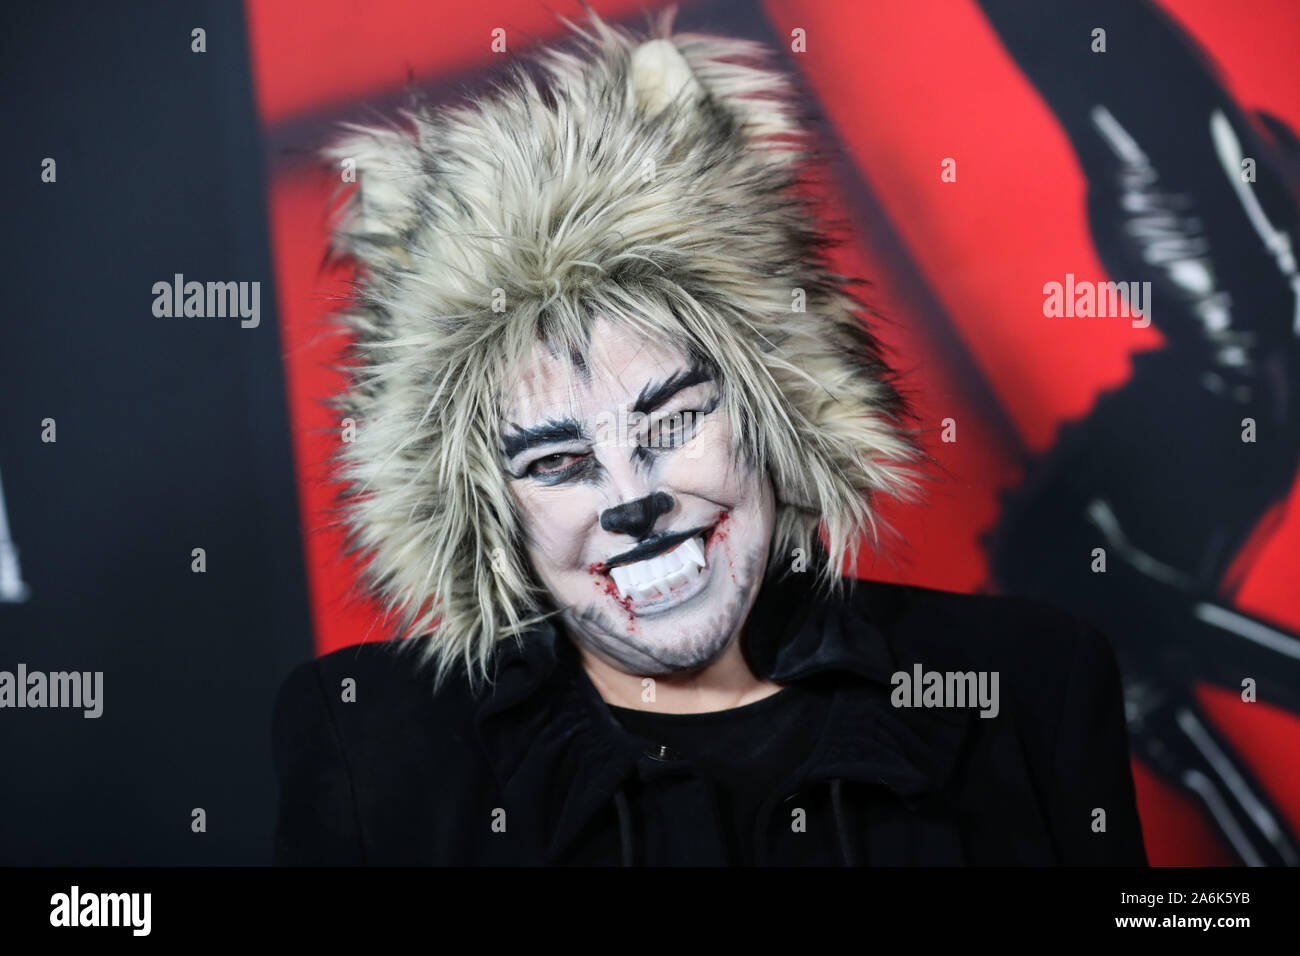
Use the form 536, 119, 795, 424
526, 452, 590, 479
644, 399, 717, 449
648, 412, 696, 445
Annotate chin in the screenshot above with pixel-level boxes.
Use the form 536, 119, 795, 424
566, 522, 768, 674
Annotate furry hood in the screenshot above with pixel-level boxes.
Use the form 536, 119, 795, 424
323, 5, 921, 689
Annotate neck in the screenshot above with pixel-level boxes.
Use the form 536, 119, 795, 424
574, 628, 785, 714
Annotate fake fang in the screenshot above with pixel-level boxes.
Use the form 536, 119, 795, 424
608, 536, 706, 601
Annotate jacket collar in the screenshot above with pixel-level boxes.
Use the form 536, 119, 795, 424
744, 570, 975, 796
473, 568, 974, 861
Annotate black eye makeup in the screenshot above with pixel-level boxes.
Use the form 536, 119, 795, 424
525, 451, 595, 483
503, 364, 722, 483
636, 387, 720, 455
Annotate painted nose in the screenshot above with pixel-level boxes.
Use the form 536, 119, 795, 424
600, 492, 674, 539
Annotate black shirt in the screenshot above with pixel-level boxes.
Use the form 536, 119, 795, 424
606, 684, 833, 865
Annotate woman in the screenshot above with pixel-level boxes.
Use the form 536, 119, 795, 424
271, 8, 1147, 866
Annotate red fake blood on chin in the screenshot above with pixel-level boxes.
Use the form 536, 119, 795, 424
588, 562, 637, 627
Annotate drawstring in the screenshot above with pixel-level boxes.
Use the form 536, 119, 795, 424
829, 778, 858, 866
613, 788, 634, 867
760, 778, 864, 866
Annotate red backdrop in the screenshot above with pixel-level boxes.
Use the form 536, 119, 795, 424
244, 0, 1300, 866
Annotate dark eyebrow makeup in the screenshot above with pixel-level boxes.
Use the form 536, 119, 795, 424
501, 418, 587, 462
632, 363, 716, 416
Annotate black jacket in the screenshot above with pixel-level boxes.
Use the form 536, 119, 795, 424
271, 570, 1149, 865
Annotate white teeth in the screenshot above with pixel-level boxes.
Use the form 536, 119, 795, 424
629, 560, 653, 587
679, 536, 706, 568
629, 561, 660, 598
609, 565, 632, 598
606, 534, 709, 601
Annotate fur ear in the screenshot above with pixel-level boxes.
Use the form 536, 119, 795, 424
630, 38, 703, 114
322, 123, 425, 268
668, 32, 804, 168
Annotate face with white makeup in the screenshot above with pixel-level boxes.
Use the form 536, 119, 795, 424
500, 317, 776, 678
